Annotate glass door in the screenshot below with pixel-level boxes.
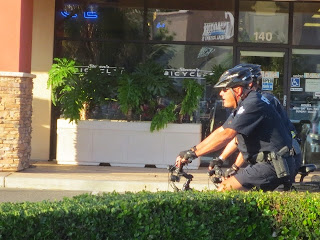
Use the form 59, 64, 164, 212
291, 49, 320, 165
237, 49, 288, 107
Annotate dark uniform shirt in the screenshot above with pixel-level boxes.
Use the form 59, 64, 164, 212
260, 91, 296, 134
223, 90, 292, 162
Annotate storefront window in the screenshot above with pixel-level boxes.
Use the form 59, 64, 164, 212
55, 40, 144, 68
147, 0, 234, 43
147, 44, 233, 139
147, 44, 232, 71
290, 49, 320, 123
238, 1, 289, 44
293, 3, 320, 46
148, 9, 235, 43
147, 44, 233, 101
55, 1, 145, 41
240, 51, 285, 104
290, 49, 320, 165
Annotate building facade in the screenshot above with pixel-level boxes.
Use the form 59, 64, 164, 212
1, 0, 320, 169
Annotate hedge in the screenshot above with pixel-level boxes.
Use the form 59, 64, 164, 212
0, 191, 320, 239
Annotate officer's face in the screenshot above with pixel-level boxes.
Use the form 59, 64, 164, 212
219, 87, 242, 108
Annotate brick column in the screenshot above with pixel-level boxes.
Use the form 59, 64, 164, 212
0, 72, 35, 171
0, 1, 34, 171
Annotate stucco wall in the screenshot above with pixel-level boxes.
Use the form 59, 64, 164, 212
30, 0, 55, 160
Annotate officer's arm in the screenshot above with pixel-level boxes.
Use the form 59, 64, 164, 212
194, 127, 237, 157
234, 152, 245, 168
220, 137, 238, 160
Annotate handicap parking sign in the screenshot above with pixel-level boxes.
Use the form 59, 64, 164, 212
291, 77, 300, 87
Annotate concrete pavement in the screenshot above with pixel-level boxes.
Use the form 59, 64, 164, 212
0, 160, 318, 193
0, 161, 217, 192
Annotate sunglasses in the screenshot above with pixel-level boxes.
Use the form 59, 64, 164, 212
221, 87, 231, 92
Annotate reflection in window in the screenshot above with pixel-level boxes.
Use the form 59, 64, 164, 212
238, 1, 289, 44
240, 51, 285, 103
55, 40, 144, 69
293, 3, 320, 46
290, 49, 320, 123
147, 44, 233, 71
148, 10, 234, 43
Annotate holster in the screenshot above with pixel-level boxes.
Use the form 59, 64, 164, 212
251, 146, 291, 179
271, 146, 291, 179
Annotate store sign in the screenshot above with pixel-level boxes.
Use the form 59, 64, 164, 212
290, 88, 303, 92
261, 71, 279, 78
261, 77, 274, 91
164, 68, 213, 79
314, 92, 320, 98
292, 104, 318, 114
305, 79, 320, 93
76, 65, 119, 74
202, 12, 234, 41
304, 73, 320, 79
76, 65, 213, 79
61, 11, 98, 19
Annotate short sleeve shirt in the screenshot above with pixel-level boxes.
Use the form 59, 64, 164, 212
261, 91, 296, 134
223, 91, 292, 161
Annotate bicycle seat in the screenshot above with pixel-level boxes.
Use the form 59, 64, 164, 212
298, 164, 317, 174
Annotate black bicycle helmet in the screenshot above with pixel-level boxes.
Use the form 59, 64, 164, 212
235, 63, 262, 82
214, 67, 253, 89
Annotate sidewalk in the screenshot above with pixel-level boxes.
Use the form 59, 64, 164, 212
0, 161, 318, 193
0, 161, 217, 192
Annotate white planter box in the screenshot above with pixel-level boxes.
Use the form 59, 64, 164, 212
56, 119, 202, 169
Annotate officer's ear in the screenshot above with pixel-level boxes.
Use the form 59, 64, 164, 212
233, 86, 243, 98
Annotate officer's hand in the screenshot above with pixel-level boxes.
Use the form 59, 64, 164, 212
225, 164, 239, 178
208, 157, 223, 170
178, 150, 197, 163
175, 156, 190, 169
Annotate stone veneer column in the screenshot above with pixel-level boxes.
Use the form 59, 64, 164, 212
0, 72, 35, 171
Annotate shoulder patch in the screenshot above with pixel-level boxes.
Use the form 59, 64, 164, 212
237, 106, 245, 115
261, 95, 270, 104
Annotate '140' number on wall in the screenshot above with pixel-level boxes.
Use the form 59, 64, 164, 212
254, 32, 273, 42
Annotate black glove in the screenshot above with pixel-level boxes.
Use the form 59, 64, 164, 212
225, 164, 239, 178
209, 157, 223, 168
178, 150, 198, 162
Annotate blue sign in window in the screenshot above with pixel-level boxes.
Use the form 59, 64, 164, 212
61, 11, 77, 18
291, 77, 300, 87
262, 78, 274, 91
60, 11, 98, 19
156, 22, 165, 28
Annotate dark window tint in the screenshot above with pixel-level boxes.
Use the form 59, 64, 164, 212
293, 3, 320, 46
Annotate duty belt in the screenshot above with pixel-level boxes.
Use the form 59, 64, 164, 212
250, 146, 294, 164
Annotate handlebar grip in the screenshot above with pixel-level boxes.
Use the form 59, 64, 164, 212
207, 169, 215, 176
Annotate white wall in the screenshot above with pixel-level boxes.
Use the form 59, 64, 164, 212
30, 0, 55, 160
56, 120, 202, 169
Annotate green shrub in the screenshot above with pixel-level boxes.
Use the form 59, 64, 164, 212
1, 191, 319, 239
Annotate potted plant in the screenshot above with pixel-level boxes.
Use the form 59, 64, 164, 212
117, 61, 177, 123
48, 58, 118, 122
49, 58, 204, 168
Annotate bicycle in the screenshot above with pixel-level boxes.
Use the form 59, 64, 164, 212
168, 162, 320, 192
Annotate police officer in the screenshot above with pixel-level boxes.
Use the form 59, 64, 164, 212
176, 67, 296, 191
213, 64, 301, 183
